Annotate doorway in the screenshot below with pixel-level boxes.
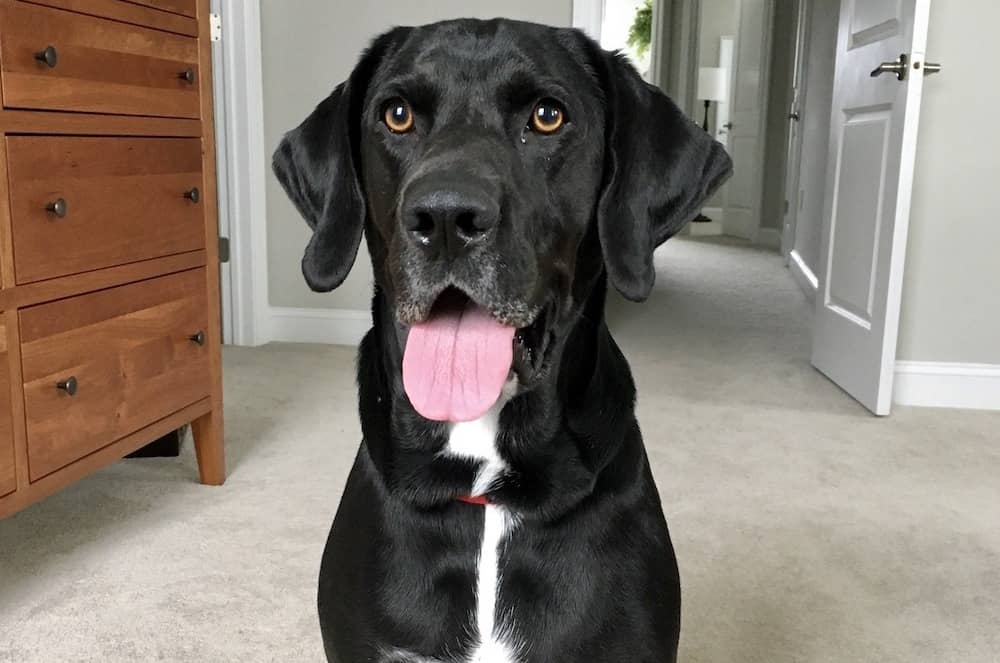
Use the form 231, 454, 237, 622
575, 0, 665, 83
645, 0, 933, 415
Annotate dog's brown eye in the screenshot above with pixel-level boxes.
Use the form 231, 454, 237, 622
383, 98, 414, 134
530, 99, 565, 134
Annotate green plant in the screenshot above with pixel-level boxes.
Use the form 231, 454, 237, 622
627, 0, 653, 58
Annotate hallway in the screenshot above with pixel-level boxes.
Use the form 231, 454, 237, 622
607, 235, 857, 416
610, 235, 1000, 662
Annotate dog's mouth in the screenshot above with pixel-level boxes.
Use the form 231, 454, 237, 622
401, 287, 552, 423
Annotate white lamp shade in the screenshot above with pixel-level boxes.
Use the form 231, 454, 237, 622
697, 67, 729, 102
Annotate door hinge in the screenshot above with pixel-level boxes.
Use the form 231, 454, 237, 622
219, 236, 231, 263
783, 199, 790, 215
210, 13, 222, 42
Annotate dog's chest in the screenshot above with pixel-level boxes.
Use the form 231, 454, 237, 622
441, 401, 523, 663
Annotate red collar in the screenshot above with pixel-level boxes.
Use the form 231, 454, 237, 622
457, 494, 489, 506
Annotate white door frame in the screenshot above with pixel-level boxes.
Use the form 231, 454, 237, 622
574, 0, 666, 87
670, 0, 701, 114
212, 0, 270, 346
572, 0, 605, 39
779, 0, 811, 260
211, 0, 233, 343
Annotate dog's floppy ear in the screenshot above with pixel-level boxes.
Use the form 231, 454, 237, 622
272, 29, 405, 292
595, 52, 733, 301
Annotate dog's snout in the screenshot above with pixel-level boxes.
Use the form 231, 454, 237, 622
402, 180, 500, 256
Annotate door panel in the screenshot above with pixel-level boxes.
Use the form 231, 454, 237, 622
811, 0, 931, 414
827, 111, 890, 322
850, 4, 902, 44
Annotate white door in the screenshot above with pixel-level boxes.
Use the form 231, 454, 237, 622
722, 0, 773, 240
714, 36, 735, 150
811, 0, 932, 415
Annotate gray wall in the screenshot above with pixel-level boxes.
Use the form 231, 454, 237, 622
758, 0, 796, 232
897, 0, 1000, 364
791, 0, 838, 275
697, 0, 740, 70
261, 0, 573, 310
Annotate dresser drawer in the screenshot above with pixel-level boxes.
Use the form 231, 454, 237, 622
0, 2, 200, 118
20, 269, 210, 481
0, 317, 16, 498
122, 0, 197, 17
18, 1, 198, 35
6, 136, 205, 284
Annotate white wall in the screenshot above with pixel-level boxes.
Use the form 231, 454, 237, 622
896, 0, 1000, 365
261, 0, 573, 313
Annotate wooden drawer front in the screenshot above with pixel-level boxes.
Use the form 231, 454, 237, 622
0, 318, 15, 498
122, 0, 197, 17
21, 269, 210, 481
0, 2, 200, 118
6, 136, 205, 284
18, 1, 198, 35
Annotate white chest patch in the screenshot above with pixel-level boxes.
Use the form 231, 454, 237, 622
442, 387, 522, 663
445, 395, 509, 496
467, 503, 518, 663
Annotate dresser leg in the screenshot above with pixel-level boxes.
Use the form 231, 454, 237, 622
192, 410, 225, 485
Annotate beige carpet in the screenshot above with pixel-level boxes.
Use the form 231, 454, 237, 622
1, 237, 998, 662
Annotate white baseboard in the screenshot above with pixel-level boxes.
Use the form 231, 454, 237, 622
688, 207, 724, 236
755, 227, 782, 250
894, 362, 1000, 411
788, 249, 818, 302
261, 310, 1000, 412
267, 306, 371, 346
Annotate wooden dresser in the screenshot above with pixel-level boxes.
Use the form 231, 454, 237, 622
0, 0, 224, 520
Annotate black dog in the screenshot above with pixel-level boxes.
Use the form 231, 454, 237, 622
273, 19, 731, 663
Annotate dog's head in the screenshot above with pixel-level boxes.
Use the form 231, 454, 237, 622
273, 20, 731, 423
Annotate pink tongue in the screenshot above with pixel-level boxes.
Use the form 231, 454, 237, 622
402, 298, 515, 422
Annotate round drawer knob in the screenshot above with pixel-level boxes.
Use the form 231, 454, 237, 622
184, 187, 201, 203
46, 198, 68, 218
35, 46, 58, 68
189, 330, 206, 346
56, 376, 78, 396
179, 68, 196, 84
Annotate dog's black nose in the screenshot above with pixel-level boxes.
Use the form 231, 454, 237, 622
402, 181, 499, 256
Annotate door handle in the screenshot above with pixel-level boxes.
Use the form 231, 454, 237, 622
722, 122, 734, 130
919, 61, 942, 76
871, 53, 908, 81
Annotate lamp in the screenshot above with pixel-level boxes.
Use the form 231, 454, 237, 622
697, 67, 729, 132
